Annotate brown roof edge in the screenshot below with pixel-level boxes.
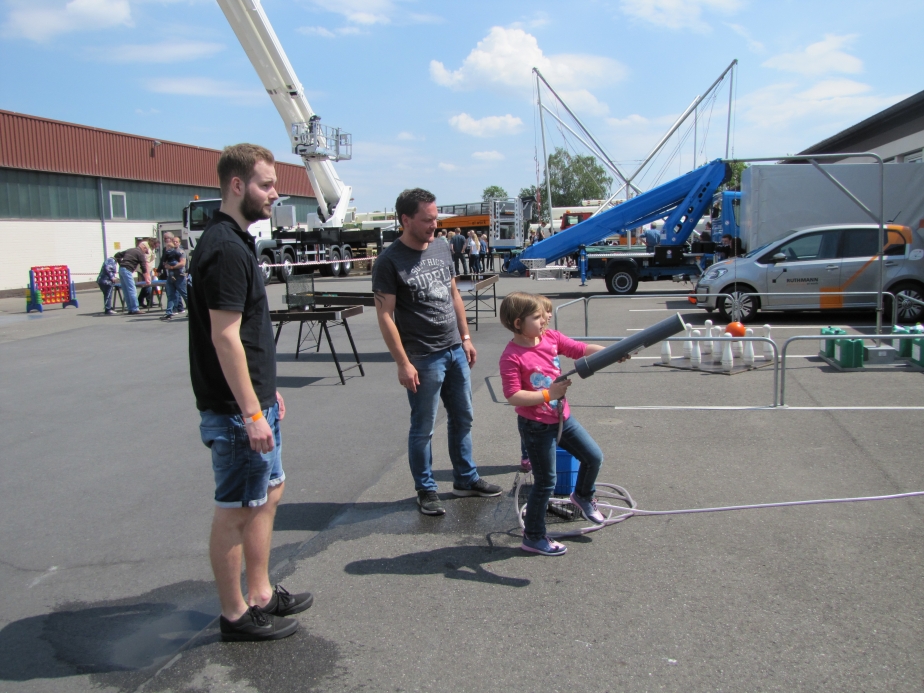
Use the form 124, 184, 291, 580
0, 109, 314, 198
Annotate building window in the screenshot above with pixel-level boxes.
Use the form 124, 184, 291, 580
110, 191, 127, 219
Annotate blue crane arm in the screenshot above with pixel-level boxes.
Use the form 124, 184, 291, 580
513, 159, 729, 271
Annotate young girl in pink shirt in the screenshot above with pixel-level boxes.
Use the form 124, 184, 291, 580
499, 292, 607, 556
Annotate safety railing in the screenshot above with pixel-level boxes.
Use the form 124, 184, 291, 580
779, 333, 923, 406
554, 291, 902, 339
568, 330, 780, 406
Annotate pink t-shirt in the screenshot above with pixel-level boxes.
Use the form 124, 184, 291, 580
499, 329, 587, 424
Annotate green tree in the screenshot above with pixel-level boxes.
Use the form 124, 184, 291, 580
724, 161, 748, 191
482, 185, 508, 201
541, 148, 613, 207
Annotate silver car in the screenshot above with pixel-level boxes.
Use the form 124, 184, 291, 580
693, 224, 924, 323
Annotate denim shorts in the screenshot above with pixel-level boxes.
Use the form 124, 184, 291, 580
200, 402, 284, 508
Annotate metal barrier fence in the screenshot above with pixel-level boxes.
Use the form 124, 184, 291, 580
779, 333, 923, 406
554, 291, 902, 338
554, 293, 924, 409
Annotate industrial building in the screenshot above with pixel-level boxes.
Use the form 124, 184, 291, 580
0, 109, 317, 292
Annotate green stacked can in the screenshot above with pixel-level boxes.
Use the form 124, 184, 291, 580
911, 337, 924, 367
833, 338, 864, 368
893, 324, 924, 358
820, 327, 847, 358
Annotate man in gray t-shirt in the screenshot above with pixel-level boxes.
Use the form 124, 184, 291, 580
372, 188, 501, 516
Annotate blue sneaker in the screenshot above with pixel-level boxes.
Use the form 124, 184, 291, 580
570, 492, 605, 524
521, 536, 567, 556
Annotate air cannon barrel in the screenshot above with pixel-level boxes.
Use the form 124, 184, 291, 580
568, 313, 687, 379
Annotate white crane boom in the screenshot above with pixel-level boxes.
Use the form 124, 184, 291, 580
216, 0, 352, 228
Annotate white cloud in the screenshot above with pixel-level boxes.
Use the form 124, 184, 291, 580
307, 0, 393, 26
408, 13, 444, 24
619, 0, 741, 33
430, 26, 625, 113
145, 77, 265, 105
449, 113, 523, 138
733, 79, 907, 154
472, 151, 504, 161
726, 23, 764, 53
438, 162, 458, 171
93, 41, 224, 63
3, 0, 132, 42
397, 131, 424, 141
298, 26, 337, 38
510, 11, 551, 29
607, 114, 651, 128
762, 34, 863, 76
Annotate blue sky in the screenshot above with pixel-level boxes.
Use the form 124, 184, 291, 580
1, 0, 921, 212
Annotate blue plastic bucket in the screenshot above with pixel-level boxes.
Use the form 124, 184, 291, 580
554, 448, 580, 495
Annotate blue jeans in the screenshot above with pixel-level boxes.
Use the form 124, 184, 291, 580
118, 267, 139, 312
165, 275, 187, 315
406, 345, 478, 492
199, 403, 284, 508
518, 415, 603, 540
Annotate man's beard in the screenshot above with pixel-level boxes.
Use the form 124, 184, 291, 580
241, 187, 270, 223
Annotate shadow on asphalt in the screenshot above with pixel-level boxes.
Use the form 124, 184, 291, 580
0, 580, 217, 687
0, 540, 314, 688
344, 545, 529, 587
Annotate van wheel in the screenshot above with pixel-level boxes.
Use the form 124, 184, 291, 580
339, 247, 352, 276
718, 284, 759, 322
605, 265, 639, 294
889, 281, 924, 323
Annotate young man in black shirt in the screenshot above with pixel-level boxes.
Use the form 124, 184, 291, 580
188, 143, 312, 642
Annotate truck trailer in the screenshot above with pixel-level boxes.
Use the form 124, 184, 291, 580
736, 163, 924, 252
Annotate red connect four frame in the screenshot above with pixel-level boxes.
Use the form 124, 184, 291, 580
26, 265, 79, 313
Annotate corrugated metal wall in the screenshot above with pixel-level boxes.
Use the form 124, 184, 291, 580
0, 109, 314, 197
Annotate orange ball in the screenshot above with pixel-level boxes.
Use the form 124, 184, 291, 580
726, 321, 746, 337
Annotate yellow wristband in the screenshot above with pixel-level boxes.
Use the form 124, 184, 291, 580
244, 411, 264, 424
542, 389, 551, 404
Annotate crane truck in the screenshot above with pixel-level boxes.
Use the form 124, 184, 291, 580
182, 0, 395, 283
509, 159, 730, 293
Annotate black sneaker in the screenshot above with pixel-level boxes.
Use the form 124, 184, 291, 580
417, 489, 446, 515
452, 478, 502, 497
219, 606, 298, 642
261, 584, 314, 617
160, 314, 173, 321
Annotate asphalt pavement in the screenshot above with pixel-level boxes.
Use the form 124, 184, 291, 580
0, 274, 921, 692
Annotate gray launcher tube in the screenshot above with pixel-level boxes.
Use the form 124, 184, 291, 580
566, 313, 687, 380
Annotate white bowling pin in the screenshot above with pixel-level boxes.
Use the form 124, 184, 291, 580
731, 333, 744, 358
661, 339, 672, 364
743, 328, 755, 366
683, 324, 693, 359
712, 327, 724, 364
702, 319, 713, 354
691, 330, 702, 368
763, 324, 774, 361
722, 332, 734, 372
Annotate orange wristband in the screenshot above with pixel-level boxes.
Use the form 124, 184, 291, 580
542, 389, 551, 404
244, 411, 264, 424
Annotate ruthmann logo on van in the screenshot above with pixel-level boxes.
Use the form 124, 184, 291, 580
786, 277, 819, 284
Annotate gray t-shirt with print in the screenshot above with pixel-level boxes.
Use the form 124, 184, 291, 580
372, 238, 460, 357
